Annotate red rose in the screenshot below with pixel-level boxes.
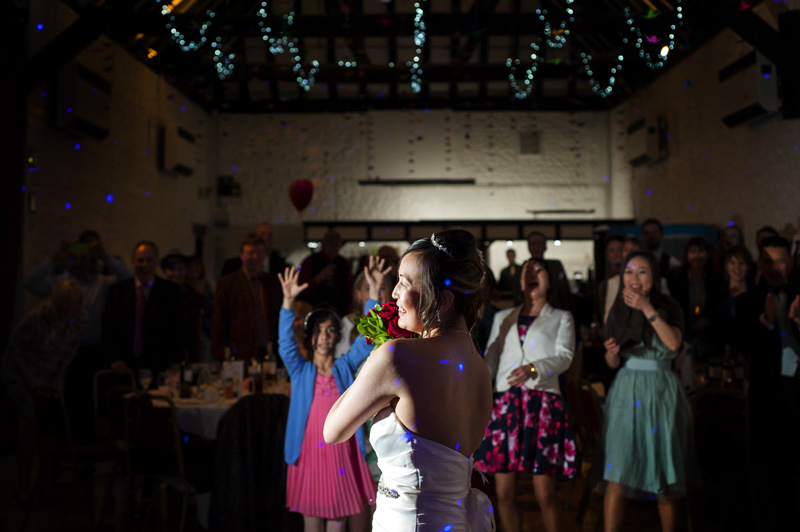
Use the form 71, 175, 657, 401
387, 319, 415, 339
376, 302, 399, 320
377, 302, 415, 339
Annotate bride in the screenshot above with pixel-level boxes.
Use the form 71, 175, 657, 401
324, 229, 495, 532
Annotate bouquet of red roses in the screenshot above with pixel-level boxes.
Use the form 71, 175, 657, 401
354, 302, 417, 348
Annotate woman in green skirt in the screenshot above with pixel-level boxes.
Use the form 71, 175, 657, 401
602, 251, 696, 532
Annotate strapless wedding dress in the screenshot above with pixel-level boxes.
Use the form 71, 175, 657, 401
370, 411, 495, 532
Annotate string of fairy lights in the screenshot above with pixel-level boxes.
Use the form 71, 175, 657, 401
507, 0, 683, 99
409, 1, 427, 94
155, 0, 682, 98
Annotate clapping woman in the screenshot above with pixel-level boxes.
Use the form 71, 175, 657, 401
603, 251, 695, 532
277, 258, 388, 532
474, 258, 578, 532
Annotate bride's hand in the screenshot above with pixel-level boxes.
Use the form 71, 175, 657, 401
278, 266, 308, 308
365, 256, 392, 302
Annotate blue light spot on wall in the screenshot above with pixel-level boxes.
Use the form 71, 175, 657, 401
444, 525, 453, 532
74, 143, 81, 150
763, 73, 770, 79
37, 24, 44, 31
455, 442, 460, 451
444, 279, 451, 287
144, 190, 151, 197
646, 189, 653, 196
459, 363, 464, 371
318, 442, 324, 448
106, 194, 114, 203
184, 436, 189, 443
728, 220, 735, 227
21, 186, 26, 191
65, 203, 71, 210
651, 427, 658, 434
339, 468, 345, 475
635, 400, 641, 407
440, 360, 449, 364
66, 108, 72, 114
180, 105, 186, 112
607, 464, 612, 470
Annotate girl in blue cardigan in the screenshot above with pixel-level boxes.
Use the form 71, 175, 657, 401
278, 259, 389, 532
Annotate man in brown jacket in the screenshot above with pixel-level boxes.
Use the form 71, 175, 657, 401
212, 234, 281, 362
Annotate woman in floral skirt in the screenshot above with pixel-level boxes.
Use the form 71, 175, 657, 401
475, 258, 577, 532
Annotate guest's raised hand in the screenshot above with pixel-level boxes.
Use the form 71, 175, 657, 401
789, 295, 800, 326
364, 255, 392, 302
278, 266, 308, 308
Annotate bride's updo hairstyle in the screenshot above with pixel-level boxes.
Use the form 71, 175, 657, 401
401, 229, 486, 336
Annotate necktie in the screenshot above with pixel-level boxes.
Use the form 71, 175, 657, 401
132, 284, 147, 357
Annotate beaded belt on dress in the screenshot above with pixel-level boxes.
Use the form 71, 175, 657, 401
377, 476, 399, 499
623, 358, 671, 371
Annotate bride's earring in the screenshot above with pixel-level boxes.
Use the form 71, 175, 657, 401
436, 313, 441, 322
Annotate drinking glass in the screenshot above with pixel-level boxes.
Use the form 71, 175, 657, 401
138, 368, 153, 391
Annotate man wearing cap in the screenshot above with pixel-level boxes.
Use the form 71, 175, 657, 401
162, 251, 205, 362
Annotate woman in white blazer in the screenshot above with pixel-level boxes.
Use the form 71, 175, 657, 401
474, 258, 578, 532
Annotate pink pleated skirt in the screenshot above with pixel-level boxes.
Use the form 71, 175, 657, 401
286, 373, 376, 519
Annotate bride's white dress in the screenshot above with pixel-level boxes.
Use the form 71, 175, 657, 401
370, 410, 496, 532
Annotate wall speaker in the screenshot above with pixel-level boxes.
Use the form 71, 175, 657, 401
719, 51, 778, 127
626, 117, 667, 167
55, 62, 111, 140
157, 124, 196, 176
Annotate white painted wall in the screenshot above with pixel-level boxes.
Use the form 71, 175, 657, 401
625, 4, 800, 247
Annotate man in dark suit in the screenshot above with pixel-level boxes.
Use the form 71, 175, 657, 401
750, 236, 800, 527
527, 231, 572, 312
497, 248, 521, 300
212, 233, 282, 362
102, 241, 185, 377
297, 229, 353, 317
219, 222, 287, 278
641, 218, 680, 277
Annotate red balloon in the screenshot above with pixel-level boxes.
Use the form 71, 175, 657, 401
289, 180, 314, 213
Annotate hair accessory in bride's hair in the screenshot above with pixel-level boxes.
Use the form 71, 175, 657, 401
430, 234, 454, 258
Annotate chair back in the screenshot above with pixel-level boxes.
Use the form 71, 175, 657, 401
123, 393, 185, 479
210, 394, 297, 532
94, 369, 137, 441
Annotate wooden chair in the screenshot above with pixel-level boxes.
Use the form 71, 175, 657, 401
93, 368, 137, 443
122, 392, 195, 532
29, 387, 124, 530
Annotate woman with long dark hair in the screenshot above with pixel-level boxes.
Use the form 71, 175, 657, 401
602, 251, 695, 532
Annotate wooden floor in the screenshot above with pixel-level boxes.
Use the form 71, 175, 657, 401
0, 451, 690, 532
